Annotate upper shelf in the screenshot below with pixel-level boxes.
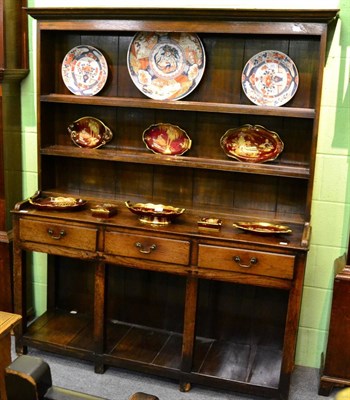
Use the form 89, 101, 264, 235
41, 95, 316, 119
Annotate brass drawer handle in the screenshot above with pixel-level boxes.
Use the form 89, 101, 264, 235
47, 228, 66, 240
135, 242, 157, 254
233, 255, 258, 268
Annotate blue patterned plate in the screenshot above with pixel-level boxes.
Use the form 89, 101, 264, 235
61, 45, 108, 96
242, 50, 299, 107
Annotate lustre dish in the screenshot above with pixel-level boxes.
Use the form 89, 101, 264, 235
127, 32, 205, 100
241, 50, 299, 106
67, 116, 113, 149
61, 45, 108, 96
220, 124, 284, 163
125, 201, 185, 225
142, 123, 191, 156
29, 195, 87, 211
233, 221, 292, 234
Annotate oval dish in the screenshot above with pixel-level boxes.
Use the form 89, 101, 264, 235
233, 221, 292, 234
68, 116, 113, 149
220, 124, 284, 163
29, 196, 87, 211
125, 201, 185, 225
143, 123, 191, 156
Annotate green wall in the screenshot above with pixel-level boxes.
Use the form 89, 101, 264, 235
20, 0, 349, 369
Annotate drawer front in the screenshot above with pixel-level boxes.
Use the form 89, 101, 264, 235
105, 231, 190, 265
19, 219, 98, 251
198, 244, 295, 280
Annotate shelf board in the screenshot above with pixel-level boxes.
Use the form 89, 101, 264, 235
41, 145, 310, 179
193, 337, 282, 388
24, 310, 95, 358
40, 94, 316, 119
107, 320, 182, 370
23, 311, 282, 390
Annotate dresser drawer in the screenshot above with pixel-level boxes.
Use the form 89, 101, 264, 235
198, 244, 295, 280
105, 231, 190, 265
19, 219, 98, 251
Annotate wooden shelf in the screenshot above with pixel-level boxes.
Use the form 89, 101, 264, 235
41, 145, 310, 179
41, 94, 316, 119
24, 311, 95, 359
106, 321, 183, 369
24, 309, 283, 390
193, 339, 282, 387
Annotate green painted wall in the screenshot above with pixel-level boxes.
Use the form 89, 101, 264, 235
20, 0, 349, 368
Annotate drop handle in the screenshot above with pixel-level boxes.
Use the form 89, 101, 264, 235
233, 255, 258, 268
47, 228, 66, 240
135, 242, 157, 254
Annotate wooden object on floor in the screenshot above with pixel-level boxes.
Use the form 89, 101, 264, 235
5, 355, 107, 400
13, 7, 338, 400
319, 247, 350, 396
0, 0, 29, 312
129, 393, 159, 400
0, 311, 21, 400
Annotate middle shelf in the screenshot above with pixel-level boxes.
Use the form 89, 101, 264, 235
40, 145, 310, 179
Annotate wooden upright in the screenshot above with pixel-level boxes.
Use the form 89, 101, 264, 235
319, 234, 350, 396
0, 0, 28, 311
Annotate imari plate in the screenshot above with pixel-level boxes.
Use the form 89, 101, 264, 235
127, 32, 205, 100
61, 45, 108, 96
241, 50, 299, 107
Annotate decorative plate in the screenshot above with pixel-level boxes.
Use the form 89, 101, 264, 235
67, 116, 113, 149
61, 45, 108, 96
220, 124, 284, 163
142, 123, 191, 156
241, 50, 299, 106
29, 195, 87, 211
233, 221, 292, 234
127, 32, 205, 100
125, 201, 185, 225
